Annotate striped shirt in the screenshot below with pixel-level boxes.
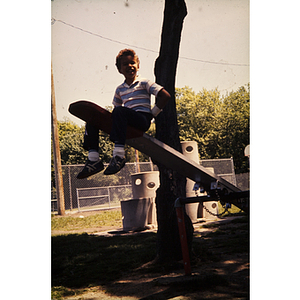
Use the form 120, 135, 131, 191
112, 77, 163, 114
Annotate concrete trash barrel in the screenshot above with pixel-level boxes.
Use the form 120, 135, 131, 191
131, 171, 159, 199
181, 141, 200, 223
120, 171, 159, 231
120, 198, 152, 231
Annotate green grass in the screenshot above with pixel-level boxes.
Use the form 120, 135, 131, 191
51, 210, 122, 232
217, 202, 244, 216
51, 202, 243, 233
51, 286, 77, 300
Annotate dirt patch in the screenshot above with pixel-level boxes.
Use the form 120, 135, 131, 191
54, 208, 120, 218
51, 225, 121, 236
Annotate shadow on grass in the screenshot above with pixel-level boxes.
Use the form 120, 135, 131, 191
52, 216, 249, 299
52, 232, 157, 288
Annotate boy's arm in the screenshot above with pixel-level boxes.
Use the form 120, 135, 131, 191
152, 88, 171, 117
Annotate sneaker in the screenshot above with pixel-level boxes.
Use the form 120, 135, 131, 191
77, 159, 104, 179
104, 156, 126, 175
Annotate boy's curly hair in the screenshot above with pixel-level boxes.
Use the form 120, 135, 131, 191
115, 49, 140, 71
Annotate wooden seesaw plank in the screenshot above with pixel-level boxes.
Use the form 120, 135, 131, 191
127, 133, 241, 193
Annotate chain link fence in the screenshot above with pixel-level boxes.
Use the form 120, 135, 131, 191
51, 158, 246, 213
199, 157, 237, 186
51, 162, 158, 212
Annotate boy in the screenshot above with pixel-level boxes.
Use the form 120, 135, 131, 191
77, 48, 171, 179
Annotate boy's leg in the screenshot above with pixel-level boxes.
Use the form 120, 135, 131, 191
104, 106, 152, 175
77, 123, 104, 179
83, 123, 101, 161
109, 106, 152, 144
83, 123, 99, 152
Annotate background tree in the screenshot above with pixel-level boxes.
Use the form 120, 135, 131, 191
176, 86, 222, 159
57, 119, 87, 165
217, 84, 250, 173
176, 84, 250, 173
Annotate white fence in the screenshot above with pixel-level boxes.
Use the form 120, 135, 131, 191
76, 185, 132, 212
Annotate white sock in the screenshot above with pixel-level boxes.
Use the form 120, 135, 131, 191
88, 150, 99, 162
113, 146, 125, 158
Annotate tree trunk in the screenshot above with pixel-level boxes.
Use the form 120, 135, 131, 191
154, 0, 193, 263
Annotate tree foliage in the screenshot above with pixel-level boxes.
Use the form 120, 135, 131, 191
176, 84, 250, 173
57, 119, 88, 165
52, 83, 249, 184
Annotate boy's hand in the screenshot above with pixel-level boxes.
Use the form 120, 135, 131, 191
152, 105, 162, 117
153, 88, 171, 116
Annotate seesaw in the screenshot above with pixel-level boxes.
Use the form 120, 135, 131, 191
69, 100, 249, 275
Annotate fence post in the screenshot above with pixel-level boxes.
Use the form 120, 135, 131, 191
76, 188, 81, 212
135, 149, 140, 173
107, 187, 111, 208
68, 166, 73, 210
230, 157, 237, 186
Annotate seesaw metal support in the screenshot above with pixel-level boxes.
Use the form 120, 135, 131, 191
174, 198, 192, 276
175, 189, 250, 275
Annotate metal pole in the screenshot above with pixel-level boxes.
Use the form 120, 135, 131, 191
175, 198, 191, 275
51, 63, 65, 215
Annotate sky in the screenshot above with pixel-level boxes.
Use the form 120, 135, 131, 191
51, 0, 249, 126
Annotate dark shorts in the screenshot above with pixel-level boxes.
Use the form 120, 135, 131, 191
83, 106, 153, 151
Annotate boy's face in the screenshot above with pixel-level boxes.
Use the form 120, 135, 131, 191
119, 55, 139, 85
